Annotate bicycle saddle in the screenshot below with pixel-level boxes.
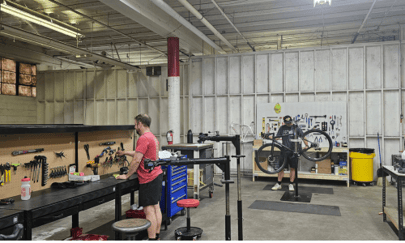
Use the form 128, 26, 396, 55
0, 223, 24, 240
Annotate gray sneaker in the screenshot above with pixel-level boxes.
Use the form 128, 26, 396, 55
289, 184, 294, 191
272, 183, 282, 190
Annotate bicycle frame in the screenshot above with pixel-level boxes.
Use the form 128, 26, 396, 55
263, 132, 311, 158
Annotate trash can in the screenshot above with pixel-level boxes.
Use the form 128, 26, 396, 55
349, 148, 375, 183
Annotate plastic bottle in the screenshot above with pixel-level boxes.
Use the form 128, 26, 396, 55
187, 130, 193, 144
21, 177, 31, 200
402, 150, 405, 160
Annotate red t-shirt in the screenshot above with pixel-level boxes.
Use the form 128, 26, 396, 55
135, 131, 162, 184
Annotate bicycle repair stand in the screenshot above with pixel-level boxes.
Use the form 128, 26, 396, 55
198, 133, 245, 240
280, 125, 312, 203
144, 156, 234, 241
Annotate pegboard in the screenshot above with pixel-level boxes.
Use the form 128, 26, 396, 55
256, 102, 347, 147
77, 130, 134, 177
0, 130, 134, 199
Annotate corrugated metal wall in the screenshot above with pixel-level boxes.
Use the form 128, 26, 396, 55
0, 95, 37, 124
190, 41, 405, 177
36, 67, 190, 146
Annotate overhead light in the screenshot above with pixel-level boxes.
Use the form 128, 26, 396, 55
0, 1, 83, 38
314, 0, 331, 7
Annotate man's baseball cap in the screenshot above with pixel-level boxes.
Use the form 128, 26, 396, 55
283, 115, 293, 125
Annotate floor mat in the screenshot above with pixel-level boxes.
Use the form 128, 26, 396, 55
248, 200, 341, 216
263, 184, 334, 194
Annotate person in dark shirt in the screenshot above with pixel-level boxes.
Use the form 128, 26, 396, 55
272, 115, 308, 191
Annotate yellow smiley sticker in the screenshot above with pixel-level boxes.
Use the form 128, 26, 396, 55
274, 103, 281, 114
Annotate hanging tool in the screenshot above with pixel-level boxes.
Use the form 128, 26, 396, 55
55, 152, 66, 158
305, 113, 308, 123
4, 163, 11, 183
0, 165, 4, 186
11, 163, 20, 175
84, 144, 90, 160
12, 148, 44, 156
99, 141, 116, 146
330, 118, 335, 130
120, 142, 125, 151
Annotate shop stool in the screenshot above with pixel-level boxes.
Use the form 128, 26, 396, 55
174, 199, 203, 240
112, 218, 151, 240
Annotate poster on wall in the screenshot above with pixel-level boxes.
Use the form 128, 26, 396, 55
256, 102, 347, 147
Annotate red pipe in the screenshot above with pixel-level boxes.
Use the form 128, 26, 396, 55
167, 37, 180, 77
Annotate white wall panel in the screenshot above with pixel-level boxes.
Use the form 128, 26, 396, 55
366, 92, 381, 135
349, 92, 364, 137
230, 57, 241, 94
203, 58, 215, 95
54, 102, 64, 124
256, 54, 268, 93
160, 98, 168, 135
138, 99, 148, 115
348, 48, 364, 90
128, 73, 137, 98
217, 97, 228, 134
205, 97, 215, 132
96, 100, 106, 125
216, 57, 228, 95
285, 52, 299, 92
243, 56, 255, 94
182, 66, 189, 96
286, 94, 298, 102
349, 138, 364, 148
37, 73, 45, 101
117, 70, 127, 98
384, 91, 400, 137
149, 98, 159, 133
332, 49, 347, 90
383, 45, 399, 88
128, 100, 138, 124
384, 139, 400, 166
315, 93, 330, 102
243, 96, 255, 128
107, 100, 116, 125
300, 51, 314, 91
55, 73, 64, 102
45, 73, 54, 101
270, 53, 283, 92
106, 70, 116, 99
137, 73, 148, 97
191, 60, 202, 96
301, 94, 315, 102
315, 50, 330, 91
74, 101, 84, 124
230, 97, 241, 126
332, 93, 347, 102
366, 46, 381, 89
271, 94, 283, 103
75, 72, 84, 100
257, 95, 269, 106
86, 71, 95, 99
85, 100, 94, 124
37, 102, 45, 124
192, 98, 202, 133
64, 72, 75, 101
95, 71, 105, 99
148, 76, 160, 97
64, 101, 74, 124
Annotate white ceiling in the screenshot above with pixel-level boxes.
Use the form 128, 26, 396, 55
0, 0, 404, 68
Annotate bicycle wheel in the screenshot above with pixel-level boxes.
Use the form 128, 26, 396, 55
255, 142, 287, 174
301, 129, 332, 161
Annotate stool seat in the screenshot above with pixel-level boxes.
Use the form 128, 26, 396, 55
112, 218, 151, 234
177, 199, 200, 208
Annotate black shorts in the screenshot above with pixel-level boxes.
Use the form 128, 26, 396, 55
279, 151, 298, 169
139, 173, 163, 207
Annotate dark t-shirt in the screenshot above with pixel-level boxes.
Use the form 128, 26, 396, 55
276, 124, 304, 151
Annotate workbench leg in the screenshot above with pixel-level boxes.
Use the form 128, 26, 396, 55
115, 184, 122, 240
383, 172, 387, 222
398, 177, 403, 240
23, 211, 32, 240
130, 191, 135, 206
72, 213, 79, 229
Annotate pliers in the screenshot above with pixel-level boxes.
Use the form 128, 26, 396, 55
4, 163, 11, 183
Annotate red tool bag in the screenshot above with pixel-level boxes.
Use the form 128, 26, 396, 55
125, 209, 146, 219
70, 227, 108, 241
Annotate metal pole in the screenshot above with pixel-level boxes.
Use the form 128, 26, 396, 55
235, 135, 243, 240
224, 156, 231, 240
294, 125, 299, 197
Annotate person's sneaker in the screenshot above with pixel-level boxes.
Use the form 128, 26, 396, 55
289, 184, 294, 191
272, 183, 282, 190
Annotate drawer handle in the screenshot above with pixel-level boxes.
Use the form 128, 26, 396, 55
172, 174, 186, 181
172, 169, 187, 176
172, 178, 186, 186
52, 213, 64, 219
98, 199, 105, 204
172, 166, 186, 173
172, 185, 186, 193
171, 194, 186, 204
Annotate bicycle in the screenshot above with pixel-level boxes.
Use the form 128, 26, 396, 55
230, 121, 255, 143
255, 124, 332, 174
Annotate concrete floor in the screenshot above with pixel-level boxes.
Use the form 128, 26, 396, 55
33, 175, 400, 240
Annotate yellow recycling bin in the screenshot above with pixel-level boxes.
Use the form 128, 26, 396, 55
350, 148, 375, 183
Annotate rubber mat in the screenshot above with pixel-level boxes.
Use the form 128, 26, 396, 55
248, 200, 341, 216
263, 185, 334, 194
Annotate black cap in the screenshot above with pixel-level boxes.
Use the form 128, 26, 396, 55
283, 115, 293, 125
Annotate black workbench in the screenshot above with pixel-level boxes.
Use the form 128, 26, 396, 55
0, 174, 139, 240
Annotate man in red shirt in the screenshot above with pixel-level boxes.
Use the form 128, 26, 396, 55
116, 114, 163, 240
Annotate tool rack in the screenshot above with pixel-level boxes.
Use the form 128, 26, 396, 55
0, 124, 134, 199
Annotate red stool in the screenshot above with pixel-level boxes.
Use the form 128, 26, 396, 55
175, 199, 203, 240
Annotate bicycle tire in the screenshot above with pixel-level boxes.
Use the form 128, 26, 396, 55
301, 129, 333, 161
255, 142, 287, 174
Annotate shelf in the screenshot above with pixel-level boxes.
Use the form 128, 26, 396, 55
0, 124, 135, 135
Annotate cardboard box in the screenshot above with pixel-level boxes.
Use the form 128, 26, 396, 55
187, 169, 203, 186
253, 139, 263, 146
254, 153, 268, 171
316, 159, 331, 174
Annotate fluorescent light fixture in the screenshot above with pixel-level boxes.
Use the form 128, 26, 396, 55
0, 2, 82, 38
314, 0, 331, 7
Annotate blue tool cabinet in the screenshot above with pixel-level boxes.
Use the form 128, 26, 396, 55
160, 165, 187, 218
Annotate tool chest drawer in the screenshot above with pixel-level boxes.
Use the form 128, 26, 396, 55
160, 165, 188, 218
33, 206, 79, 227
0, 211, 23, 230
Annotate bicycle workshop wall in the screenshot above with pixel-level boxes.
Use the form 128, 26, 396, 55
36, 41, 405, 180
0, 129, 133, 199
